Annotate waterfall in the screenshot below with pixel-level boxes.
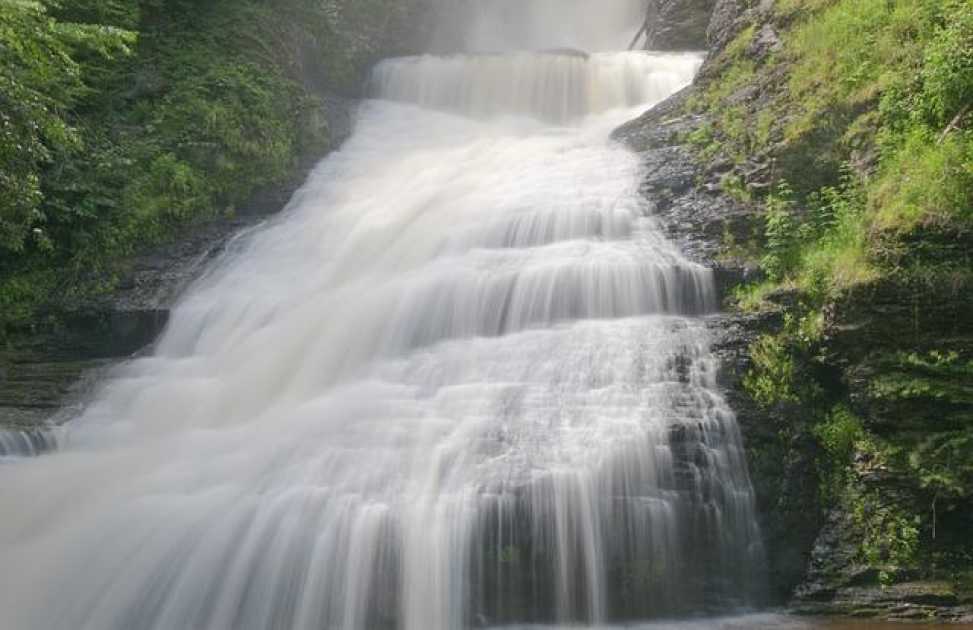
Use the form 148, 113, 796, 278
369, 52, 703, 124
0, 5, 765, 629
0, 427, 60, 458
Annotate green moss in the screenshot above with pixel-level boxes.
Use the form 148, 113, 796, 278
744, 333, 801, 408
871, 131, 973, 233
685, 121, 721, 161
720, 171, 753, 203
729, 280, 780, 312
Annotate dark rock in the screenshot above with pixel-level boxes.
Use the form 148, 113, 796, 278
709, 309, 824, 603
706, 0, 748, 52
748, 23, 782, 59
616, 97, 764, 295
648, 0, 718, 51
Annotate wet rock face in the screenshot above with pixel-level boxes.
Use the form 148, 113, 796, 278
708, 312, 825, 604
613, 90, 823, 604
612, 88, 762, 289
648, 0, 718, 50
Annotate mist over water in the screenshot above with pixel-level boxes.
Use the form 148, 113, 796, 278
0, 3, 767, 629
427, 0, 646, 53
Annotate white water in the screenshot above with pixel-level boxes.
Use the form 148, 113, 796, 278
370, 52, 703, 124
0, 427, 60, 458
0, 6, 765, 630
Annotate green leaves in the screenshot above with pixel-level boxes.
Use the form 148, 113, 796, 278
919, 0, 973, 130
0, 0, 134, 255
760, 182, 800, 282
744, 334, 800, 408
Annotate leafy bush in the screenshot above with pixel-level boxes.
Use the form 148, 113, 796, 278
760, 183, 800, 281
916, 0, 973, 130
0, 0, 134, 254
743, 334, 799, 408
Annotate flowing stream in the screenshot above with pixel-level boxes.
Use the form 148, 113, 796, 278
0, 4, 768, 629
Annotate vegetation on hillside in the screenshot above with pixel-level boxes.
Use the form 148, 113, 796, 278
0, 0, 411, 335
690, 0, 973, 595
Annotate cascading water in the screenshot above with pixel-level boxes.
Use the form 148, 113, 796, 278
0, 4, 765, 629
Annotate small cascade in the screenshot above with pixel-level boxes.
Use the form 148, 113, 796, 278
370, 52, 702, 123
0, 427, 60, 458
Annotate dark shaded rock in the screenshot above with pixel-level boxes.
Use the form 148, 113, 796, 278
706, 0, 748, 51
748, 23, 782, 59
0, 210, 269, 430
794, 569, 972, 622
648, 0, 718, 51
706, 0, 779, 54
0, 348, 113, 429
822, 274, 973, 433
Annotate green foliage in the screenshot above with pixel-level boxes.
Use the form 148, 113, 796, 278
871, 130, 973, 232
886, 0, 973, 132
49, 0, 141, 30
814, 407, 865, 465
0, 0, 134, 254
868, 350, 973, 410
719, 171, 752, 203
797, 177, 875, 296
909, 430, 973, 503
784, 0, 937, 135
749, 175, 874, 298
701, 0, 973, 291
760, 183, 800, 281
743, 301, 827, 408
685, 122, 720, 161
786, 0, 973, 235
851, 487, 921, 585
920, 22, 973, 129
730, 279, 777, 312
744, 333, 799, 408
813, 406, 867, 503
707, 0, 973, 589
